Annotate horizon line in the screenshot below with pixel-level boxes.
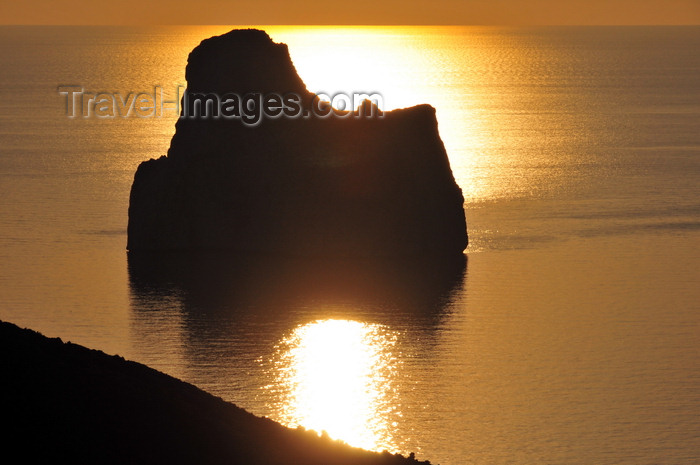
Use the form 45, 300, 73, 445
2, 23, 700, 27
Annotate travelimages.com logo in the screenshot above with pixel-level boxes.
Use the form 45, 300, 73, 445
57, 86, 384, 125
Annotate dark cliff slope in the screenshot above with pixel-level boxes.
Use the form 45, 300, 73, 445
0, 320, 431, 465
127, 29, 467, 255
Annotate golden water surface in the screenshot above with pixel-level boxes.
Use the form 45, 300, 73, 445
0, 26, 698, 465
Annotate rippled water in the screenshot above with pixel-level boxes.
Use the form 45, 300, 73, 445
263, 318, 402, 451
0, 26, 699, 464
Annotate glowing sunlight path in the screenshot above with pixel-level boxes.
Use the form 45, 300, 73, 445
265, 319, 402, 452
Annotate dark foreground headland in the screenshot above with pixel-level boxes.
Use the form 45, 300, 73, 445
127, 28, 467, 255
0, 320, 431, 464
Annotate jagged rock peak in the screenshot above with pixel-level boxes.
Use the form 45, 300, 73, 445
185, 28, 310, 97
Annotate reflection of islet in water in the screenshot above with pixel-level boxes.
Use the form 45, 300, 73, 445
260, 319, 404, 452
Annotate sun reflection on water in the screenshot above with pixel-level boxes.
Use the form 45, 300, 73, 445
263, 319, 402, 452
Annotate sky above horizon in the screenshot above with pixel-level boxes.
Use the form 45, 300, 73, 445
3, 0, 700, 25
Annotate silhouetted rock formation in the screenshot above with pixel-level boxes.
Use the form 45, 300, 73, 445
127, 29, 467, 255
1, 320, 431, 465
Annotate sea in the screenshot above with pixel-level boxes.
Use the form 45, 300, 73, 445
0, 25, 698, 465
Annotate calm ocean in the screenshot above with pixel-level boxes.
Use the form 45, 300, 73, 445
0, 25, 698, 464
